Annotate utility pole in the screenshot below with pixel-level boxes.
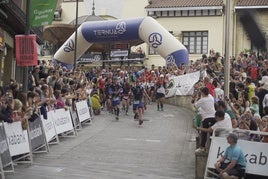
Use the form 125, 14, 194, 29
224, 0, 231, 99
23, 0, 30, 92
73, 0, 79, 70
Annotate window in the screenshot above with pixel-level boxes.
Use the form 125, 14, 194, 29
182, 10, 188, 16
149, 46, 158, 55
175, 10, 181, 16
209, 10, 216, 16
168, 11, 175, 17
182, 31, 208, 54
156, 11, 161, 17
196, 10, 202, 16
63, 0, 82, 2
203, 10, 209, 16
189, 10, 195, 16
162, 11, 168, 17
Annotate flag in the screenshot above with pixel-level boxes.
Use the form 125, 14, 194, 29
15, 35, 38, 67
29, 0, 58, 27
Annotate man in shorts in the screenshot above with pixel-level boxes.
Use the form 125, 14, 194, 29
214, 133, 246, 179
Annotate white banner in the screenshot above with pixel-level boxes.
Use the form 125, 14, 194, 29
51, 109, 74, 135
76, 100, 91, 123
166, 71, 200, 98
207, 137, 268, 176
110, 50, 128, 57
41, 112, 57, 142
4, 122, 30, 157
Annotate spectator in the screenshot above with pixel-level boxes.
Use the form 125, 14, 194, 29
217, 100, 237, 128
32, 66, 40, 87
90, 90, 101, 115
255, 106, 268, 143
204, 76, 215, 98
214, 133, 246, 179
250, 96, 260, 116
196, 110, 232, 133
193, 87, 216, 153
245, 77, 256, 103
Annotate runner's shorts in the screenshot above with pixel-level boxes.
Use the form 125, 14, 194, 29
133, 100, 143, 110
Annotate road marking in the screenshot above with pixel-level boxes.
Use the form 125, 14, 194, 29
122, 138, 161, 143
122, 138, 137, 141
163, 114, 174, 118
55, 168, 64, 172
144, 139, 161, 143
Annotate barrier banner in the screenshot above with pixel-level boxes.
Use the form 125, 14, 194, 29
207, 136, 268, 176
41, 112, 57, 142
0, 124, 11, 167
51, 109, 73, 134
70, 108, 80, 128
165, 71, 200, 98
75, 100, 91, 123
28, 116, 46, 151
4, 122, 30, 157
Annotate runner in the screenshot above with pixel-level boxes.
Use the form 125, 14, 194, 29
111, 77, 121, 120
155, 74, 167, 111
121, 79, 131, 115
131, 80, 144, 125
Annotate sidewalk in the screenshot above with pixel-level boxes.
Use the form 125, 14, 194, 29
5, 103, 196, 179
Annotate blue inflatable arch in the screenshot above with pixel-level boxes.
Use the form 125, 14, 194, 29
54, 17, 188, 67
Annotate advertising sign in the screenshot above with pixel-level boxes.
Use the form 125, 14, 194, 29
207, 135, 268, 176
29, 0, 57, 27
42, 112, 57, 142
4, 122, 30, 157
28, 116, 46, 151
75, 100, 91, 123
0, 124, 11, 168
51, 109, 74, 135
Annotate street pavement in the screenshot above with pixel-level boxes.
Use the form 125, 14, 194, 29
5, 103, 196, 179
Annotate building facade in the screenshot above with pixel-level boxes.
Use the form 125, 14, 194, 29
55, 0, 268, 67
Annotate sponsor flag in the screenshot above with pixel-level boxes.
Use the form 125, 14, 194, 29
29, 0, 58, 27
15, 35, 38, 66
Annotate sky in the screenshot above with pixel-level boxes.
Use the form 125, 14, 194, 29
84, 0, 124, 18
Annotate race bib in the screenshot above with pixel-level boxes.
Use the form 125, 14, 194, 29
157, 86, 165, 94
133, 100, 140, 105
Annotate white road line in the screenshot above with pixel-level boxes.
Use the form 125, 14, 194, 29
122, 138, 137, 141
144, 139, 161, 143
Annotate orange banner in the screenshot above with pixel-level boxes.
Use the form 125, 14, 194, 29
15, 35, 38, 66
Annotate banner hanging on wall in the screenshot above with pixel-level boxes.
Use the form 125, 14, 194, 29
15, 35, 38, 67
29, 0, 58, 27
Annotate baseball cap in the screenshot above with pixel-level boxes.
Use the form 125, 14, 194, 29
160, 74, 164, 78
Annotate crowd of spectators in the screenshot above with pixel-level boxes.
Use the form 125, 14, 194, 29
192, 49, 268, 153
0, 49, 267, 144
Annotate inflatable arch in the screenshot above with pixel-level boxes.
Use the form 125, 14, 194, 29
53, 17, 189, 67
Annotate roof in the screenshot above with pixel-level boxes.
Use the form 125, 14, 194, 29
236, 0, 268, 6
145, 0, 223, 9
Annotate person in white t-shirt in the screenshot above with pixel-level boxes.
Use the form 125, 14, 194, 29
193, 87, 216, 152
197, 110, 232, 133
